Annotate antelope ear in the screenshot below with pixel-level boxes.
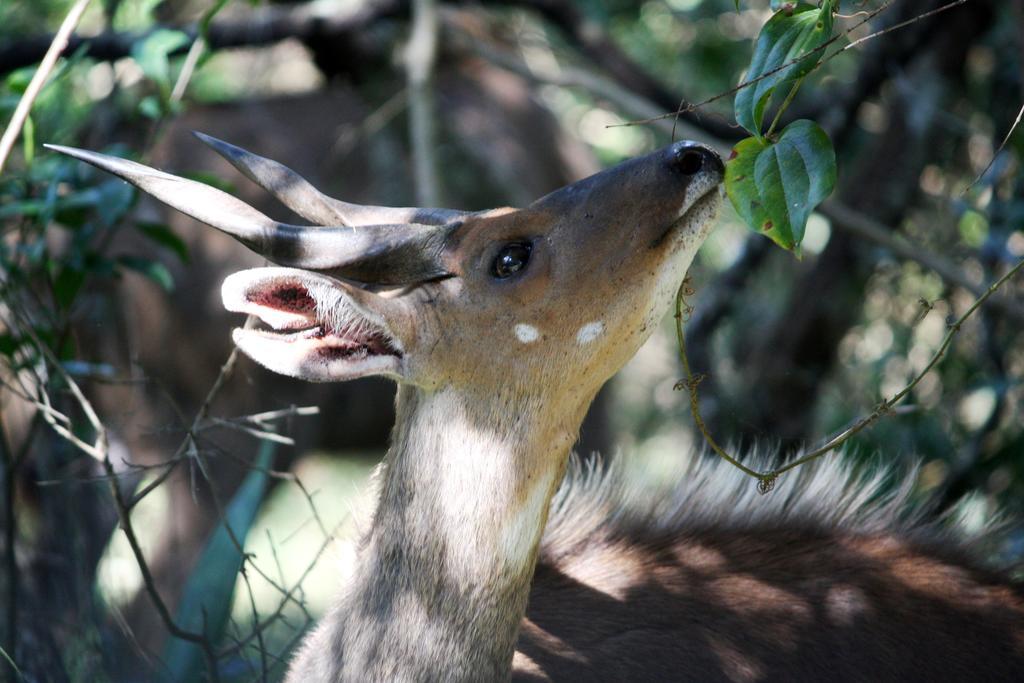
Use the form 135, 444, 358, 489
222, 268, 411, 382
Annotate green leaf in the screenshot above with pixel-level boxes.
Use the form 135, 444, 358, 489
117, 256, 175, 291
734, 1, 834, 136
137, 95, 162, 120
0, 198, 46, 221
199, 0, 233, 35
0, 334, 23, 357
958, 209, 988, 248
4, 68, 32, 95
53, 266, 86, 309
94, 179, 136, 227
83, 251, 117, 279
130, 29, 189, 92
136, 221, 190, 263
725, 119, 837, 252
162, 441, 275, 683
22, 115, 34, 166
57, 333, 76, 362
3, 180, 132, 227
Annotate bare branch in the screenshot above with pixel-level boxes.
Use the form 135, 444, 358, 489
0, 0, 93, 174
452, 24, 724, 151
169, 36, 206, 104
3, 303, 221, 674
243, 406, 321, 424
963, 99, 1024, 193
199, 419, 297, 446
239, 564, 269, 683
195, 404, 321, 445
0, 1, 405, 76
471, 0, 740, 140
617, 0, 972, 129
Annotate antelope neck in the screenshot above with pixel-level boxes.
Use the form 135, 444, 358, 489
338, 383, 586, 681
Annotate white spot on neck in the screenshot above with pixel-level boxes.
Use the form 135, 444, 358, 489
576, 321, 604, 345
515, 323, 539, 344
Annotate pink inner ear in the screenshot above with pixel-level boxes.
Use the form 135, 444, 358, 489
222, 267, 405, 382
243, 281, 401, 357
252, 284, 317, 313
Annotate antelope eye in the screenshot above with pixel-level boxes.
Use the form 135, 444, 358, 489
492, 242, 533, 279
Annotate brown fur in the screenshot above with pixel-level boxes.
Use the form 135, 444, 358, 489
516, 456, 1024, 681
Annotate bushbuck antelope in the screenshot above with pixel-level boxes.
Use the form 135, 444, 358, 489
51, 136, 1024, 682
54, 79, 601, 654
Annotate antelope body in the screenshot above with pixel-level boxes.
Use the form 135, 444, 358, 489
51, 136, 1024, 682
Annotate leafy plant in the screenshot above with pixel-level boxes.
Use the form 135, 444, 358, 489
726, 118, 835, 252
132, 28, 190, 118
725, 0, 838, 253
682, 0, 1024, 491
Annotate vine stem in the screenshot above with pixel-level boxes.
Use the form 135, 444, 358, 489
673, 283, 772, 485
675, 256, 1024, 490
764, 75, 804, 140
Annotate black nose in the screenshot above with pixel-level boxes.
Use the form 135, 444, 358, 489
671, 143, 724, 176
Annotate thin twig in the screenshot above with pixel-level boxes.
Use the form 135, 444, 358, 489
127, 458, 183, 509
101, 454, 220, 665
455, 25, 723, 150
216, 467, 344, 660
5, 299, 231, 675
0, 0, 93, 174
130, 317, 253, 510
331, 88, 409, 160
11, 312, 222, 676
182, 436, 321, 643
619, 0, 970, 129
238, 565, 268, 683
676, 257, 1024, 489
168, 0, 231, 103
196, 405, 320, 445
169, 36, 205, 103
199, 419, 297, 446
217, 520, 343, 659
241, 406, 320, 424
0, 644, 22, 681
963, 99, 1024, 193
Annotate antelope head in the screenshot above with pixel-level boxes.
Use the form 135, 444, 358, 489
48, 136, 722, 410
